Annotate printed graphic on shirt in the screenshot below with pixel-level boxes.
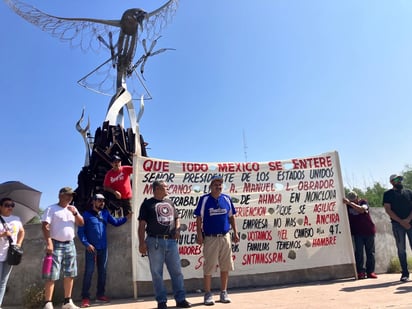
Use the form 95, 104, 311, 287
209, 208, 228, 216
109, 172, 125, 184
155, 202, 175, 226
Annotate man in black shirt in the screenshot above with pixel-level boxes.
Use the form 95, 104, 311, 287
138, 180, 191, 309
383, 174, 412, 282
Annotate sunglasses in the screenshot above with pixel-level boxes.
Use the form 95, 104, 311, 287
3, 203, 15, 208
392, 177, 403, 183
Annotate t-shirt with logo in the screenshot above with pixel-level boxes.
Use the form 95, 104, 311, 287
194, 193, 236, 235
138, 198, 178, 236
103, 166, 133, 199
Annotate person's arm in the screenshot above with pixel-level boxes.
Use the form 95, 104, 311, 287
108, 212, 128, 226
343, 198, 367, 214
77, 225, 90, 247
174, 217, 181, 240
103, 186, 121, 199
196, 216, 204, 245
138, 220, 148, 255
67, 205, 84, 226
42, 221, 53, 255
229, 216, 240, 243
384, 202, 411, 229
16, 224, 24, 247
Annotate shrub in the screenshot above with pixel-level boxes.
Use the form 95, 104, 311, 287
387, 257, 412, 273
22, 283, 44, 309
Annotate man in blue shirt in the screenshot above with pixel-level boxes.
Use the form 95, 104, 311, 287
194, 175, 239, 306
77, 194, 131, 307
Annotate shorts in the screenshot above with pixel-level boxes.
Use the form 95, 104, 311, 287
43, 239, 77, 280
203, 233, 234, 275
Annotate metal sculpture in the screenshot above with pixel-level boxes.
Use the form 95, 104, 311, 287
5, 0, 178, 127
5, 0, 178, 214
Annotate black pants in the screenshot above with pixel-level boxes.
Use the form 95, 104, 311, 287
353, 234, 375, 273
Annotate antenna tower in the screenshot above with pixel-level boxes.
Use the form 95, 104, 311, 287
243, 130, 248, 162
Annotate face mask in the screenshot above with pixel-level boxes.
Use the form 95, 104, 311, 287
394, 184, 403, 190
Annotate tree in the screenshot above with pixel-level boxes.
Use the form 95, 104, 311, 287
402, 165, 412, 190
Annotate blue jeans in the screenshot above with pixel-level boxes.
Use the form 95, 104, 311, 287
0, 261, 12, 306
391, 222, 412, 277
146, 237, 186, 304
81, 248, 108, 299
353, 234, 375, 273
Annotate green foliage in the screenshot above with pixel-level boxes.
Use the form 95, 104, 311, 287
344, 165, 412, 208
22, 283, 44, 309
387, 256, 412, 273
364, 182, 387, 207
402, 165, 412, 190
344, 182, 386, 208
26, 216, 41, 225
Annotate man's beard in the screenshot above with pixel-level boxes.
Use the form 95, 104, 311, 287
394, 184, 404, 190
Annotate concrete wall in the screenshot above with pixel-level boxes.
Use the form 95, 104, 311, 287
4, 208, 406, 306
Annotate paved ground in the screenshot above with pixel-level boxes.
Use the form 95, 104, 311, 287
9, 273, 412, 309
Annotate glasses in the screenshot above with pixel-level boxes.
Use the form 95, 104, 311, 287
96, 199, 105, 202
3, 203, 15, 208
392, 177, 403, 183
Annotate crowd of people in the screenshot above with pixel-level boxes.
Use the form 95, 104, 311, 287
2, 170, 412, 309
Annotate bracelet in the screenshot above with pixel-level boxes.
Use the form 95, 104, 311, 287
73, 212, 78, 216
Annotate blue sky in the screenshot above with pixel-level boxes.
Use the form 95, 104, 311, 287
1, 0, 412, 209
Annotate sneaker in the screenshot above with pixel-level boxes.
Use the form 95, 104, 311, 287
220, 290, 231, 303
357, 272, 367, 279
80, 298, 90, 308
158, 302, 167, 309
400, 275, 409, 282
204, 292, 215, 306
43, 302, 54, 309
62, 299, 79, 309
96, 295, 110, 302
176, 299, 192, 308
367, 272, 378, 279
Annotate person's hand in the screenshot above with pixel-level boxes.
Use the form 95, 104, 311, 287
139, 243, 147, 256
196, 233, 203, 245
1, 231, 11, 238
114, 191, 122, 199
87, 244, 96, 253
67, 205, 78, 216
342, 197, 350, 204
126, 212, 133, 220
400, 219, 411, 230
232, 233, 240, 243
45, 243, 54, 255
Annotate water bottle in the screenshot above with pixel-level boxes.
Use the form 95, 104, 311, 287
42, 254, 53, 276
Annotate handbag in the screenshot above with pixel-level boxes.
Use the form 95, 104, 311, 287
0, 216, 23, 265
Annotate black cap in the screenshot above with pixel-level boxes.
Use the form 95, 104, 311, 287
112, 155, 121, 162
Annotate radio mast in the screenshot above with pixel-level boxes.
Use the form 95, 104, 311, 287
243, 130, 248, 162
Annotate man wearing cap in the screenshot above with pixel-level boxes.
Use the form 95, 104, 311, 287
343, 191, 377, 279
138, 180, 191, 309
78, 194, 132, 307
41, 187, 84, 309
103, 155, 133, 216
194, 175, 240, 306
383, 174, 412, 282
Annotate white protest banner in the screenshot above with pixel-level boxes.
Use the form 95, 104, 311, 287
133, 151, 354, 281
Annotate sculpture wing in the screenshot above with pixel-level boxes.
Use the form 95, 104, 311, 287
141, 0, 179, 43
5, 0, 121, 53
